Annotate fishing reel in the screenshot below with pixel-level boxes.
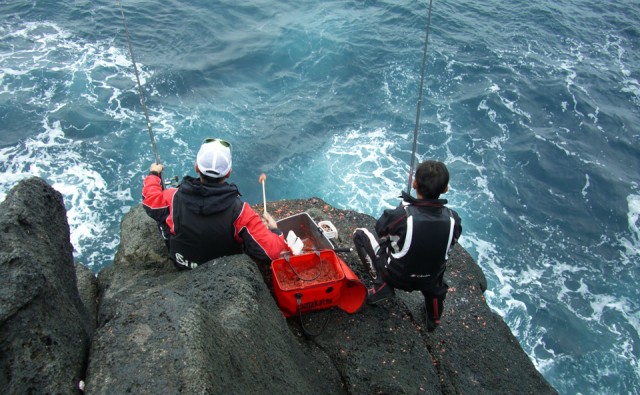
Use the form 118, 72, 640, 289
164, 175, 179, 188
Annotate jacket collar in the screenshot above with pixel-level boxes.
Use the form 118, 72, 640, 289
401, 190, 447, 207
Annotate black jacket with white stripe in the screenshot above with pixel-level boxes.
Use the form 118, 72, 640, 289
375, 191, 462, 294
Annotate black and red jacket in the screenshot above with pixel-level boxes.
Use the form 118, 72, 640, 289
375, 191, 462, 294
142, 174, 288, 269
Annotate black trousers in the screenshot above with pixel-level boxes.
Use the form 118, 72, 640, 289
353, 228, 447, 322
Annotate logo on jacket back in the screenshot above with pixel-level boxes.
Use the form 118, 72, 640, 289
175, 252, 198, 269
410, 273, 432, 278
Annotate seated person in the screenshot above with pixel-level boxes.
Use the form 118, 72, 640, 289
142, 138, 288, 269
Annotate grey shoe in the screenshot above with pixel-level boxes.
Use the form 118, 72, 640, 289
355, 243, 378, 281
366, 282, 395, 305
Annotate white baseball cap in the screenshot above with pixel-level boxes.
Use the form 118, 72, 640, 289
196, 138, 232, 178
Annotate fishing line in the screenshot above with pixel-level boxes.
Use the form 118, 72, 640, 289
116, 1, 162, 170
407, 0, 434, 194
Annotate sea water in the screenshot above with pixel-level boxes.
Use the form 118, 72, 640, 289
1, 1, 638, 393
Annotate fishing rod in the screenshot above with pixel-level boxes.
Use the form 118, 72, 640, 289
116, 0, 164, 185
407, 0, 434, 194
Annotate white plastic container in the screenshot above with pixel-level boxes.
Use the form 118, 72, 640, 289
318, 220, 338, 240
286, 231, 304, 255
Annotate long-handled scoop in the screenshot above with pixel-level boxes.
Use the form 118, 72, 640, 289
259, 173, 267, 214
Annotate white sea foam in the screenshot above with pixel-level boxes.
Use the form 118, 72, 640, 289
560, 55, 583, 117
581, 173, 590, 198
459, 233, 516, 302
0, 20, 150, 268
620, 194, 640, 261
326, 126, 408, 215
0, 120, 112, 257
436, 112, 454, 137
603, 33, 640, 107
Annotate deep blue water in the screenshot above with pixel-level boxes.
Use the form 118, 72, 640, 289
1, 1, 639, 393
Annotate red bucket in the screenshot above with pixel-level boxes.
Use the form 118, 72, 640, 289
272, 212, 366, 318
272, 251, 345, 318
272, 250, 366, 317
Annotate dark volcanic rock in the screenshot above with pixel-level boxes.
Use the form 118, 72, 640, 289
0, 177, 92, 394
86, 198, 555, 394
0, 179, 557, 394
85, 204, 343, 394
76, 263, 98, 329
259, 198, 557, 395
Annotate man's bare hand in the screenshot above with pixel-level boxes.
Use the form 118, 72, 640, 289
150, 163, 164, 174
262, 212, 278, 230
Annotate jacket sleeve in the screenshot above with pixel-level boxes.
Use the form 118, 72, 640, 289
374, 205, 410, 256
234, 203, 288, 262
375, 206, 407, 238
450, 209, 462, 247
141, 174, 176, 228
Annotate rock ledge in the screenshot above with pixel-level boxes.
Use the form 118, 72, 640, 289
0, 178, 557, 394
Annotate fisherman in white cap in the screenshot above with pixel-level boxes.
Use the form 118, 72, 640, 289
142, 138, 288, 270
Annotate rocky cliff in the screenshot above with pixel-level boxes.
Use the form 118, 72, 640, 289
0, 177, 557, 394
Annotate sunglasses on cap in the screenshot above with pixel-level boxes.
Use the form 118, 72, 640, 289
203, 138, 231, 147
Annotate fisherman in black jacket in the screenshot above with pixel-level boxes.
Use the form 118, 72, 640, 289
142, 138, 288, 270
353, 160, 462, 331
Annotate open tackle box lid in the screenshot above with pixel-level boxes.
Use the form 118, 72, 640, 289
276, 212, 335, 252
